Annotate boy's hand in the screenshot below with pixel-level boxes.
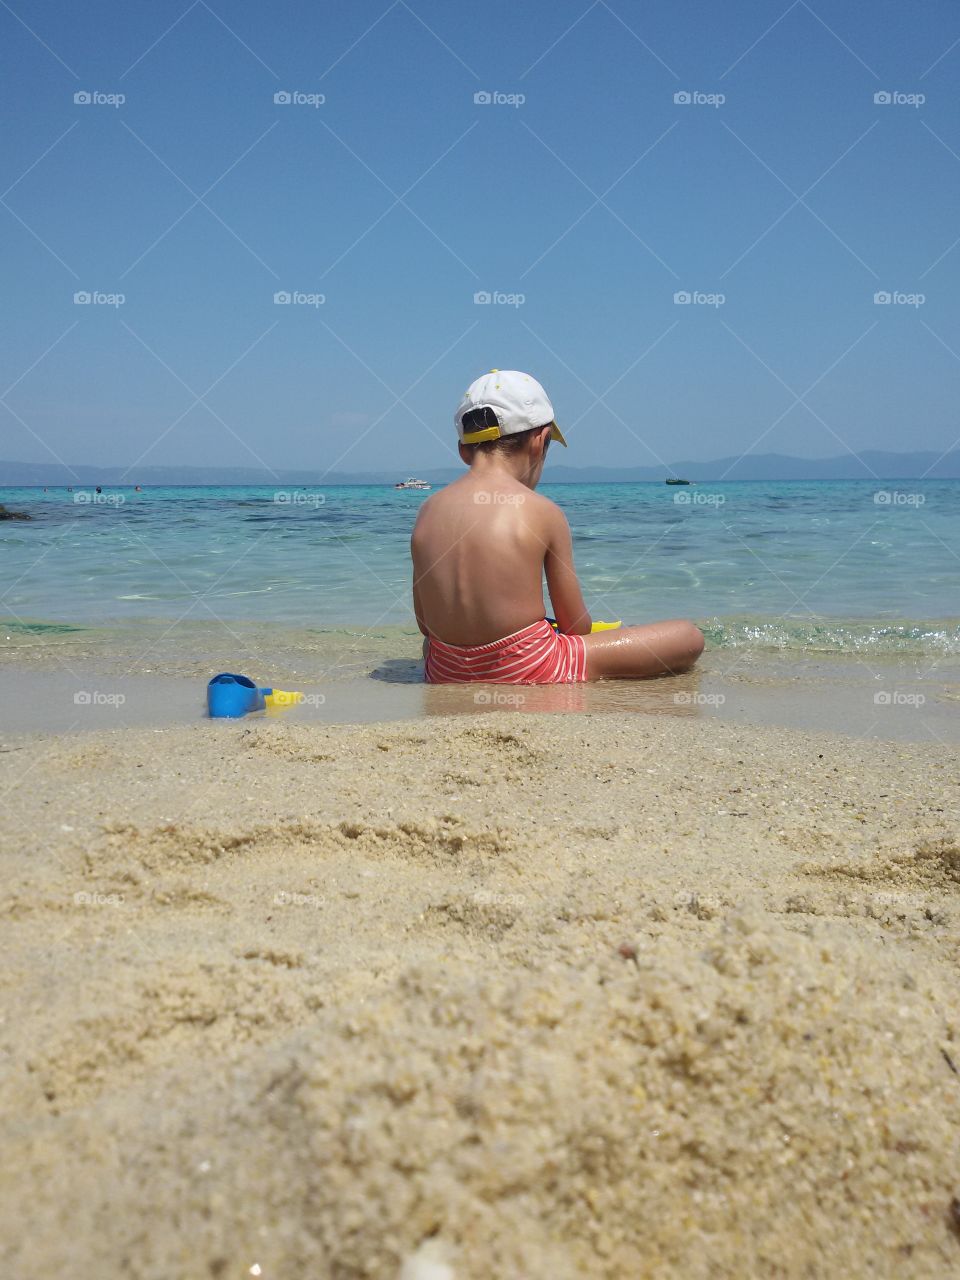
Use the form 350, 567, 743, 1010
544, 508, 592, 634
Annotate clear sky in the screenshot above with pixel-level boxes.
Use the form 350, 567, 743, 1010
2, 0, 959, 476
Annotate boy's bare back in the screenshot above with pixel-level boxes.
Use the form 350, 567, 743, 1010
411, 469, 589, 646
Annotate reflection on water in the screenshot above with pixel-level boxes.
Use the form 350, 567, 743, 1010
419, 668, 709, 718
2, 649, 957, 742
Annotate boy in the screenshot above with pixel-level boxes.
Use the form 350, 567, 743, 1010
411, 369, 704, 683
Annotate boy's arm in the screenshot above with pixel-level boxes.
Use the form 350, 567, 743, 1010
543, 507, 592, 635
412, 573, 429, 636
410, 526, 429, 636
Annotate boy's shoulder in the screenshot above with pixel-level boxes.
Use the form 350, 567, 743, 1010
416, 479, 564, 527
502, 489, 566, 547
526, 488, 562, 514
518, 488, 565, 523
518, 487, 561, 520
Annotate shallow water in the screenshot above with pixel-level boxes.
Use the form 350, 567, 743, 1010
2, 480, 958, 657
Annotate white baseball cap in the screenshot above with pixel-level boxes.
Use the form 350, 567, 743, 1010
455, 369, 568, 446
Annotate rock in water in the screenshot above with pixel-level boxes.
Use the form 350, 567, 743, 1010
0, 505, 31, 521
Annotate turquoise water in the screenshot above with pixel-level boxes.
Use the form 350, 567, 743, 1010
2, 480, 958, 656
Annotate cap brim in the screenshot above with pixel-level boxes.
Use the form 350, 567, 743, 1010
550, 423, 568, 447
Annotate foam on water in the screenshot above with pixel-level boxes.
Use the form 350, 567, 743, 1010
702, 615, 960, 656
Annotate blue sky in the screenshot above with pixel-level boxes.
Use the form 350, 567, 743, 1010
2, 0, 959, 476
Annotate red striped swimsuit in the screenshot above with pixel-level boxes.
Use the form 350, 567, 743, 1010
424, 618, 587, 685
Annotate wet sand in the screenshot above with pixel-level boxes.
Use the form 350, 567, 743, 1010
1, 613, 958, 743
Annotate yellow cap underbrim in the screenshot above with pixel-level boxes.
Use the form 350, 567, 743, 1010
460, 421, 568, 447
460, 423, 502, 444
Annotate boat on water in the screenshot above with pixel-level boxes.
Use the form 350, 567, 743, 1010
394, 477, 431, 490
665, 477, 690, 485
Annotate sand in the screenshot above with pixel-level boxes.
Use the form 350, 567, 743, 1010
2, 711, 959, 1278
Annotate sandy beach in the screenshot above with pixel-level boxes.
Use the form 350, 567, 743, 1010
5, 0, 960, 1271
2, 708, 959, 1278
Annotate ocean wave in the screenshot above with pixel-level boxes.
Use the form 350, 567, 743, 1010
702, 615, 960, 656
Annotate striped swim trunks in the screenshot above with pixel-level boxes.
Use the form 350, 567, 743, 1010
424, 618, 588, 685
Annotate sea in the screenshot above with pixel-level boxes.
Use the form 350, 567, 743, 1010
2, 479, 958, 657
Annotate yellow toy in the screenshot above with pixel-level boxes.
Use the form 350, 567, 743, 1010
547, 618, 621, 633
264, 689, 304, 709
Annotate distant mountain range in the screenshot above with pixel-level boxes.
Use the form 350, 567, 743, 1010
1, 449, 957, 486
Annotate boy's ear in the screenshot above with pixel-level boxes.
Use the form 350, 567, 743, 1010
458, 441, 474, 466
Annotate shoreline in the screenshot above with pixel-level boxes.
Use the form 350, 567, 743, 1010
0, 644, 957, 742
2, 613, 958, 743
